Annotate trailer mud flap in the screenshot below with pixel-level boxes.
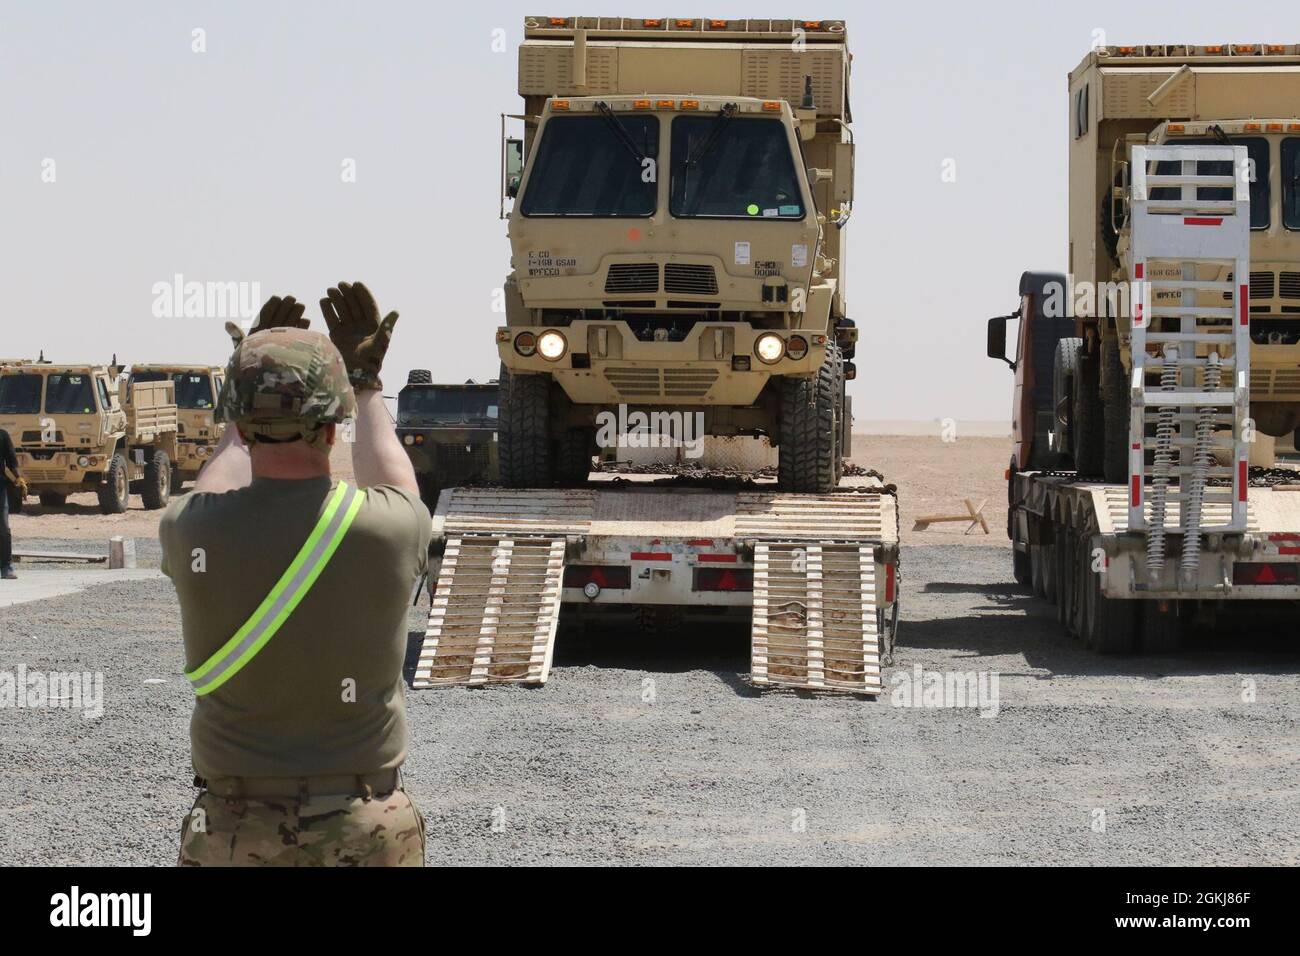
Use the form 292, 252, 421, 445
413, 536, 566, 688
750, 542, 882, 695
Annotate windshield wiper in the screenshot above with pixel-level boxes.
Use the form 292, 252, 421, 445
686, 102, 738, 167
595, 102, 647, 164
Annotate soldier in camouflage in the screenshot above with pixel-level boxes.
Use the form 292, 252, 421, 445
161, 284, 432, 867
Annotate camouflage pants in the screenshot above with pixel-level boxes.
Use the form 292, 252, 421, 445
179, 788, 425, 867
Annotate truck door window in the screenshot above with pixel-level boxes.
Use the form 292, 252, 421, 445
1284, 138, 1300, 230
44, 373, 95, 414
0, 374, 42, 414
519, 115, 658, 217
670, 116, 804, 219
96, 377, 111, 411
1151, 137, 1269, 230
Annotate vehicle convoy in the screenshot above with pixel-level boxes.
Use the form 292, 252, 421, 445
0, 362, 178, 513
410, 18, 897, 698
396, 373, 499, 508
128, 364, 225, 489
494, 15, 856, 493
987, 44, 1300, 651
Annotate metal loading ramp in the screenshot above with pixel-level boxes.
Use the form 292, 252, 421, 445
413, 536, 567, 688
751, 543, 881, 694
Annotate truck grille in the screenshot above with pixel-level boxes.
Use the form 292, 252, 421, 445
1225, 271, 1277, 300
22, 430, 63, 444
1281, 273, 1300, 299
604, 263, 659, 294
1250, 368, 1300, 395
602, 367, 718, 399
433, 442, 493, 478
24, 468, 72, 482
663, 263, 719, 295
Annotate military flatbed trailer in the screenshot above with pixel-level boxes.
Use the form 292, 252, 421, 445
413, 475, 899, 696
1012, 469, 1300, 651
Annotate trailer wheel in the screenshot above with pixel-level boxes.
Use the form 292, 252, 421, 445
1140, 600, 1184, 653
1051, 338, 1082, 460
1042, 532, 1058, 605
98, 453, 130, 514
1013, 546, 1031, 587
1083, 557, 1138, 653
831, 345, 845, 485
1030, 541, 1046, 597
1101, 338, 1130, 484
38, 492, 67, 507
1072, 346, 1106, 477
170, 463, 183, 493
556, 428, 594, 486
498, 365, 553, 487
407, 369, 433, 385
779, 344, 840, 493
1055, 525, 1075, 631
141, 450, 172, 510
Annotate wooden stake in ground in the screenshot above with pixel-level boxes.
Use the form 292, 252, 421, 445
913, 498, 990, 535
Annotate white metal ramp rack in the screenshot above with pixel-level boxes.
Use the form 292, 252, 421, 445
1127, 144, 1251, 589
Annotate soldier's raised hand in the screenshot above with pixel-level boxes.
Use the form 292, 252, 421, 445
319, 281, 398, 391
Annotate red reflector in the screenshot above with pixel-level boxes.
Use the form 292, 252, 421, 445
563, 565, 632, 590
1184, 217, 1223, 226
1134, 262, 1144, 279
1238, 460, 1248, 501
1269, 533, 1300, 541
1240, 285, 1249, 325
692, 567, 754, 592
1233, 562, 1299, 586
1280, 547, 1300, 556
686, 539, 713, 546
885, 563, 896, 604
631, 551, 672, 562
1130, 475, 1142, 507
696, 553, 737, 563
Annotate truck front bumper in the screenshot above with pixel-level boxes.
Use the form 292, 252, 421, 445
498, 321, 825, 405
174, 440, 215, 474
15, 450, 107, 486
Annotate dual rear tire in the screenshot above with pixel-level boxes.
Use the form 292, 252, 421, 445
778, 344, 844, 494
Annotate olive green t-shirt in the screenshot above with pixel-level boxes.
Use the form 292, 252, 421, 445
159, 477, 430, 779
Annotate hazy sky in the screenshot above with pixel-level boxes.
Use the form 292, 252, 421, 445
3, 0, 1297, 420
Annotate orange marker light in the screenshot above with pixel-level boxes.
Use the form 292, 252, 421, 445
1205, 44, 1224, 53
1289, 123, 1300, 132
1233, 44, 1257, 54
632, 99, 652, 110
762, 100, 781, 112
1267, 44, 1288, 54
679, 99, 700, 110
548, 17, 566, 26
674, 19, 693, 28
642, 19, 661, 27
1267, 122, 1284, 132
1244, 122, 1262, 131
656, 99, 675, 109
551, 99, 570, 110
1168, 123, 1186, 133
803, 20, 823, 29
708, 19, 728, 29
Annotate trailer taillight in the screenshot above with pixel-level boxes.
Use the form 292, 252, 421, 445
564, 565, 632, 590
885, 563, 896, 604
693, 568, 753, 592
1233, 563, 1299, 586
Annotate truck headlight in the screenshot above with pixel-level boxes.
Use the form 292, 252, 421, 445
786, 335, 809, 361
514, 331, 537, 357
404, 435, 414, 445
77, 456, 89, 467
537, 330, 567, 361
755, 333, 785, 364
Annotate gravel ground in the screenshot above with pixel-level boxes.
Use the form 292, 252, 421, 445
1, 541, 1298, 866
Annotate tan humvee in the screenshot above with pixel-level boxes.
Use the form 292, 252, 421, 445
0, 363, 178, 513
128, 364, 226, 488
1065, 44, 1300, 476
495, 17, 856, 492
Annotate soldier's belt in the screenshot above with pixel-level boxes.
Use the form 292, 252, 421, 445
185, 481, 366, 696
200, 769, 401, 799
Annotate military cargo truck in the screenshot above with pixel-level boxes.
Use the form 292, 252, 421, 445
1023, 44, 1300, 480
495, 16, 856, 492
396, 373, 499, 507
0, 363, 178, 513
128, 364, 226, 489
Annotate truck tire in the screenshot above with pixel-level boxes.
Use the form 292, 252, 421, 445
141, 450, 172, 510
779, 344, 840, 493
1051, 338, 1081, 460
407, 369, 433, 385
171, 463, 184, 492
1101, 338, 1130, 484
98, 454, 130, 514
555, 428, 594, 486
498, 366, 553, 487
1013, 546, 1031, 587
6, 485, 22, 515
416, 473, 441, 511
1083, 561, 1137, 653
1055, 525, 1074, 631
1140, 601, 1184, 653
831, 346, 845, 485
1073, 346, 1105, 477
38, 492, 67, 507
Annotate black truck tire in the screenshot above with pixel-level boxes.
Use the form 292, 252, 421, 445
1101, 338, 1130, 484
1052, 338, 1082, 462
407, 369, 433, 385
556, 428, 595, 486
498, 366, 553, 487
98, 454, 130, 515
141, 450, 172, 510
1073, 346, 1106, 478
779, 344, 840, 493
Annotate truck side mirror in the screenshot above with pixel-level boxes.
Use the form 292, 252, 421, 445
987, 314, 1017, 370
504, 138, 524, 199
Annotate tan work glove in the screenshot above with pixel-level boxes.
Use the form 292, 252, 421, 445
319, 281, 397, 391
225, 295, 310, 348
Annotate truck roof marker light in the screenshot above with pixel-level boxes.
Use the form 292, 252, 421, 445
708, 19, 728, 29
551, 99, 569, 110
1244, 122, 1262, 131
548, 17, 566, 26
1205, 45, 1224, 54
1267, 123, 1284, 132
803, 21, 823, 29
642, 19, 662, 27
1290, 124, 1300, 132
675, 19, 694, 28
761, 100, 781, 112
1233, 44, 1257, 54
633, 99, 652, 109
1267, 45, 1288, 54
656, 99, 676, 109
679, 99, 700, 110
1168, 123, 1186, 134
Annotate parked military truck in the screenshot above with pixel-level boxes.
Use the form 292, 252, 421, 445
397, 372, 499, 507
1030, 44, 1300, 481
0, 363, 177, 513
128, 364, 225, 489
496, 16, 855, 492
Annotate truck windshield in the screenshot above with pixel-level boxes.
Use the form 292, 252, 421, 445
670, 116, 804, 219
133, 371, 213, 409
520, 115, 658, 217
0, 374, 42, 414
44, 373, 97, 414
1284, 138, 1300, 231
399, 389, 500, 424
1152, 137, 1269, 230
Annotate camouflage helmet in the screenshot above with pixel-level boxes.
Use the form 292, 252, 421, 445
217, 328, 356, 449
